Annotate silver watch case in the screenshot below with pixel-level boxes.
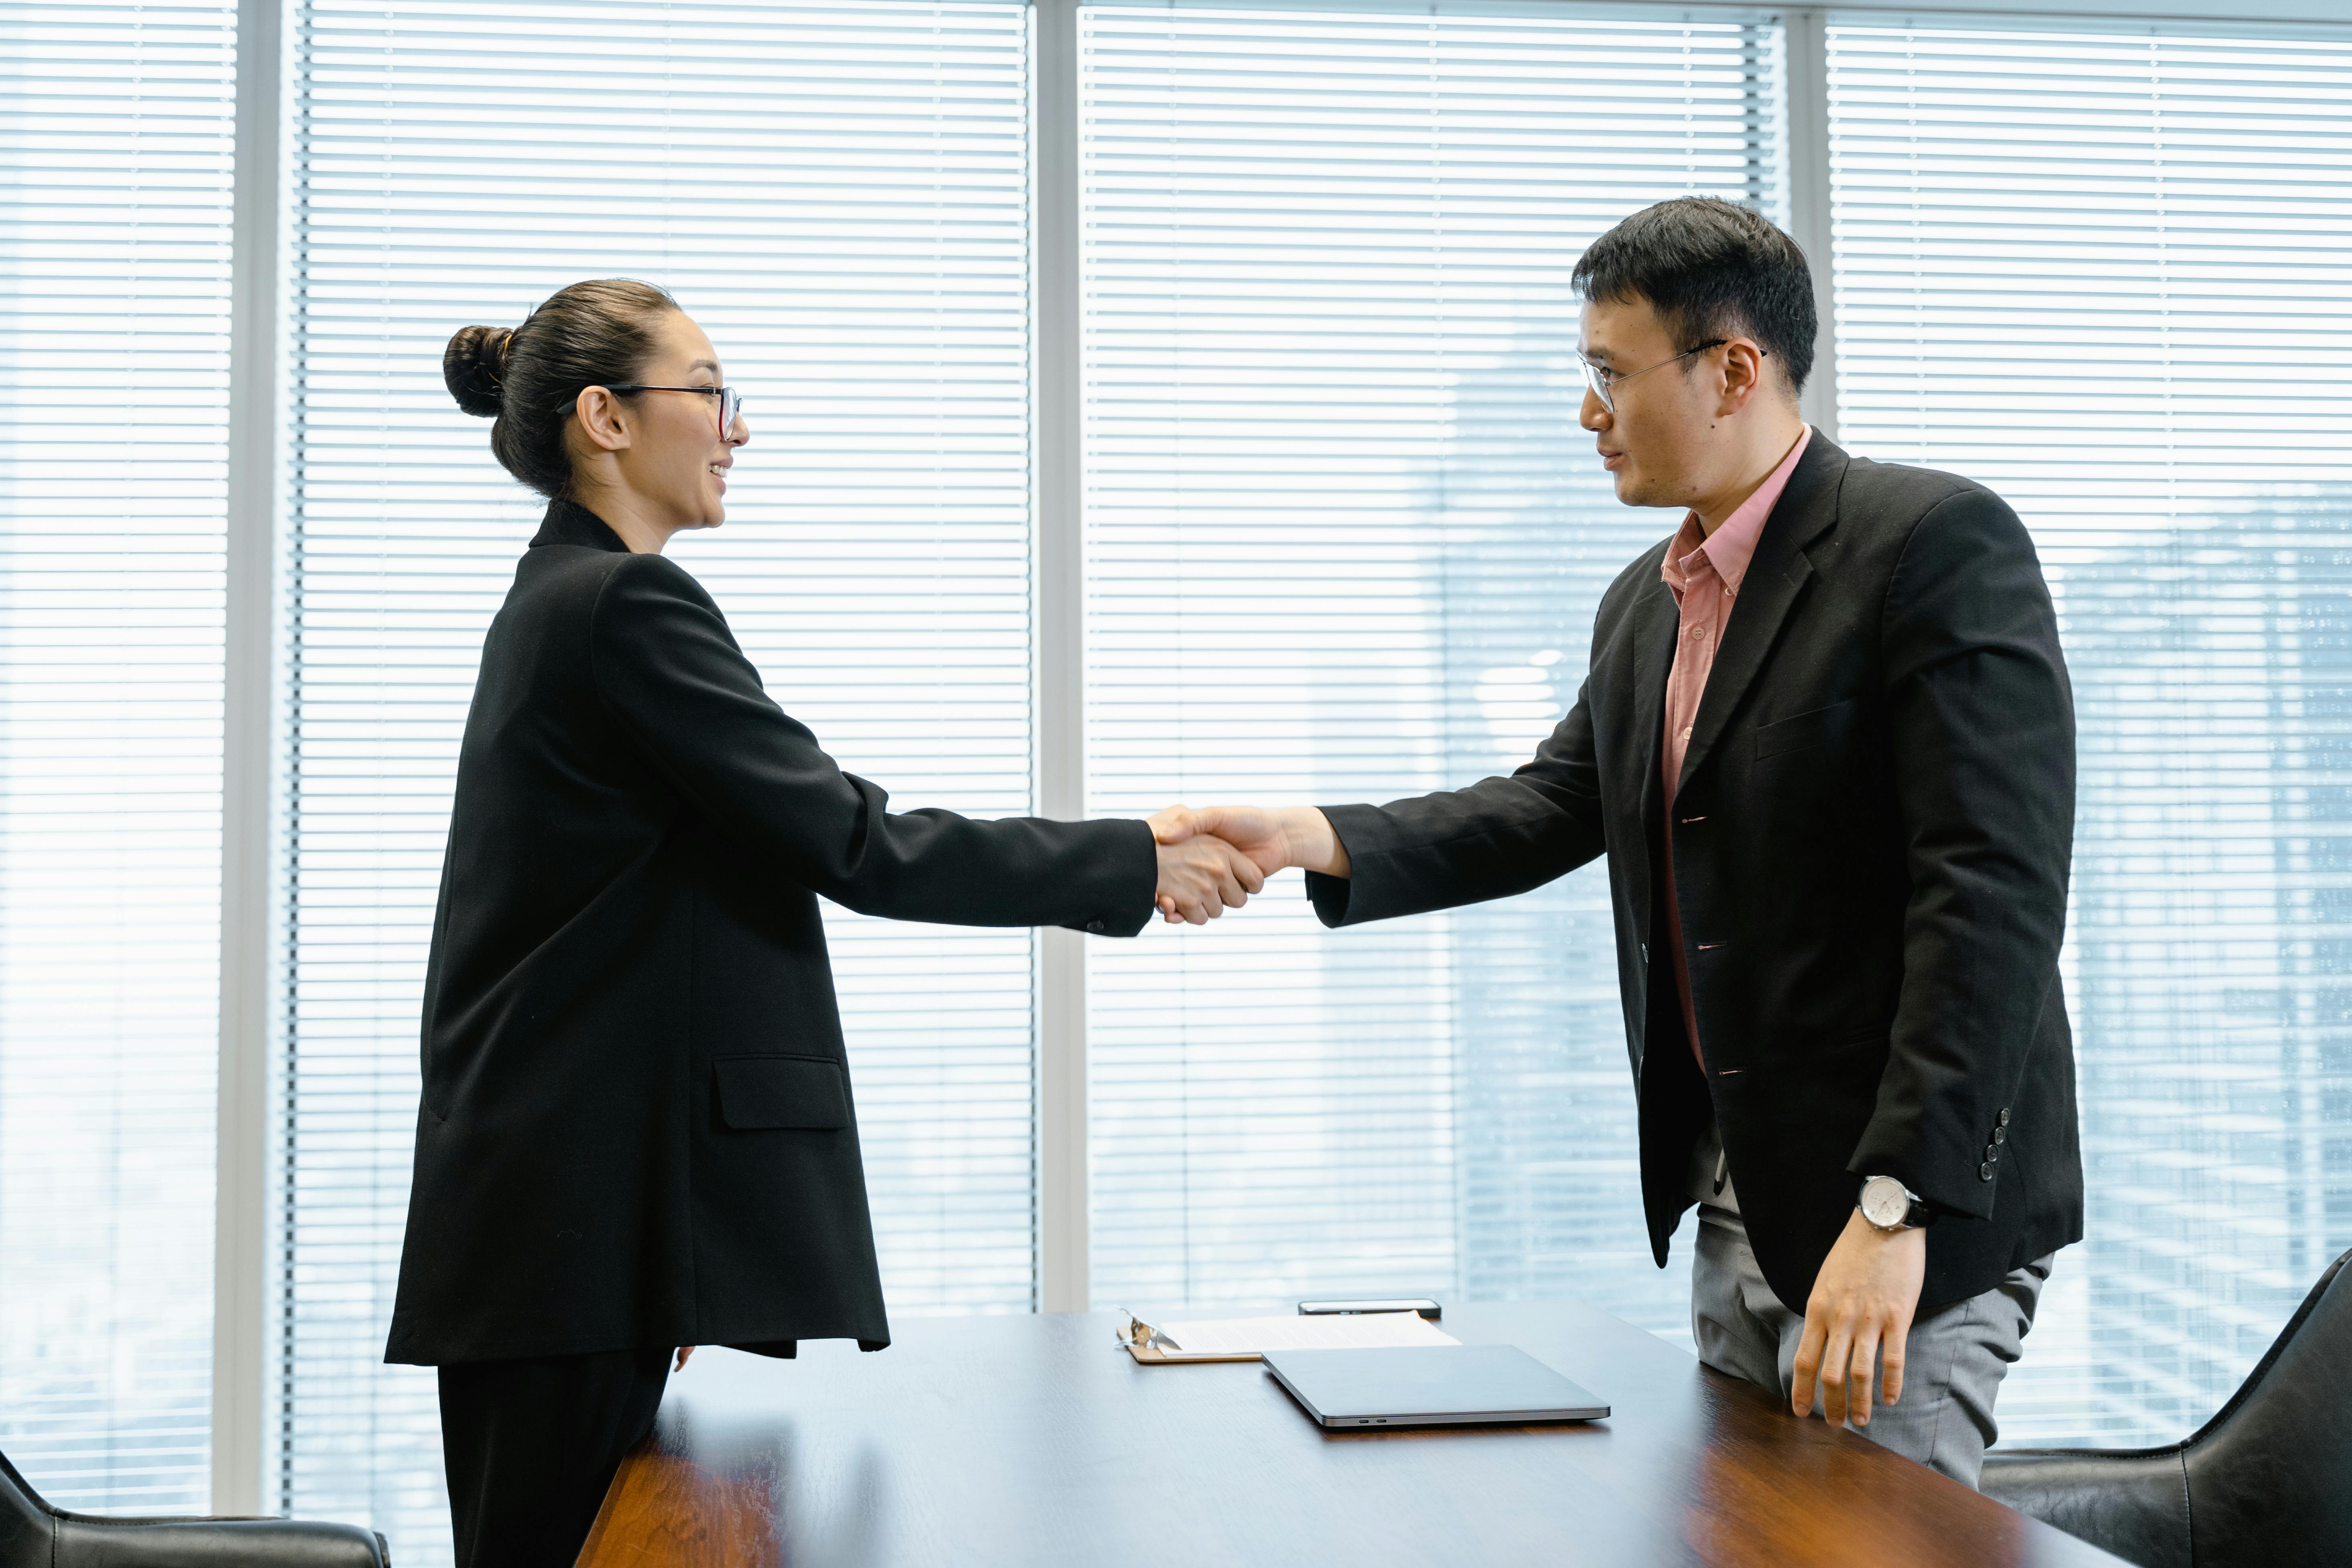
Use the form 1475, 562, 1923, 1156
1858, 1174, 1921, 1230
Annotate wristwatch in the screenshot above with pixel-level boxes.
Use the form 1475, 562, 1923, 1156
1858, 1174, 1935, 1232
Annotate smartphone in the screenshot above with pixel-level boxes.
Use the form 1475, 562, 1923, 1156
1296, 1298, 1442, 1320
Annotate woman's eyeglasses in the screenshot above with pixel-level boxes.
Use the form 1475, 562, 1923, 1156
564, 384, 745, 439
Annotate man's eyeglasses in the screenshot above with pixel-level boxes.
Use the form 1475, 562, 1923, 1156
1577, 340, 1734, 413
565, 384, 746, 439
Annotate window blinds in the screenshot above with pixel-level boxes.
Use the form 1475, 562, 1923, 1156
1826, 19, 2352, 1445
285, 3, 1036, 1558
0, 0, 234, 1515
1079, 3, 1783, 1322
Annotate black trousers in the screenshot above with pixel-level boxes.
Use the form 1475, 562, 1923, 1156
437, 1346, 672, 1568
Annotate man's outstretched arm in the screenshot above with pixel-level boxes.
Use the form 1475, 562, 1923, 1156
1152, 676, 1610, 925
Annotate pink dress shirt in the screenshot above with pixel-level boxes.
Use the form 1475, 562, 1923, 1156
1659, 427, 1812, 1068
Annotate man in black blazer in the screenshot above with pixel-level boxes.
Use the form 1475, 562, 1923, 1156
1163, 198, 2080, 1487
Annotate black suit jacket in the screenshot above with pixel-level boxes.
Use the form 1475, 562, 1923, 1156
1306, 436, 2082, 1313
386, 500, 1155, 1365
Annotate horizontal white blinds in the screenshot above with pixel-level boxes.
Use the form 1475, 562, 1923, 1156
1827, 20, 2352, 1445
286, 3, 1035, 1559
0, 0, 233, 1515
1080, 3, 1782, 1319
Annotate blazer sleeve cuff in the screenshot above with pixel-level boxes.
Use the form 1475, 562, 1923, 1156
1301, 804, 1401, 928
1847, 1119, 1998, 1223
1062, 817, 1159, 939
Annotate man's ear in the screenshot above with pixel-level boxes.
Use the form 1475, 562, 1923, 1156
1716, 338, 1768, 416
571, 386, 634, 454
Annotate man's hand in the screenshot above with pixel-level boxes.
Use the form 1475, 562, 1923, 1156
1147, 803, 1350, 883
1152, 831, 1266, 924
1790, 1207, 1927, 1429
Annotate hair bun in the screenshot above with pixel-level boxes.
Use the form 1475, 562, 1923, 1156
443, 324, 513, 417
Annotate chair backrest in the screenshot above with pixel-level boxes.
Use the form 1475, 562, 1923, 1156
2182, 1248, 2352, 1567
0, 1447, 58, 1563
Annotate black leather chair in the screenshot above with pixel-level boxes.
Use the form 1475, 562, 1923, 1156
1, 1448, 388, 1566
1981, 1247, 2352, 1568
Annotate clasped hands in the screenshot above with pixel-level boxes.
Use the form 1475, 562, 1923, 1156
1146, 804, 1351, 925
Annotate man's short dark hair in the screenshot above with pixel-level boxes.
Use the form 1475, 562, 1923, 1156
1571, 197, 1816, 396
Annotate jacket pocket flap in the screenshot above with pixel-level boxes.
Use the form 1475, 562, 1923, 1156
715, 1055, 851, 1131
1755, 698, 1855, 760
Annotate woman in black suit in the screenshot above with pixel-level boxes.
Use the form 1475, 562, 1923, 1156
394, 279, 1258, 1568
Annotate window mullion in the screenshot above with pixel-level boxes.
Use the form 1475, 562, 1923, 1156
1033, 0, 1090, 1316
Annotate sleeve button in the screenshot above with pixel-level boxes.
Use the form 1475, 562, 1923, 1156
1998, 1108, 2011, 1127
1086, 919, 1106, 934
1992, 1125, 2006, 1145
1979, 1162, 1996, 1182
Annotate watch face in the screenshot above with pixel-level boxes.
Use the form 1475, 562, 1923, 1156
1860, 1179, 1906, 1228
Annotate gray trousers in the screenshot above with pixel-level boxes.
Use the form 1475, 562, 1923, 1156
1689, 1202, 2052, 1489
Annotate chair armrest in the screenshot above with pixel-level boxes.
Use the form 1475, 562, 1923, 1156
1979, 1448, 2188, 1568
56, 1515, 389, 1567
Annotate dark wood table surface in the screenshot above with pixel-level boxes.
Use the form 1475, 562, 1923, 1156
576, 1300, 2125, 1567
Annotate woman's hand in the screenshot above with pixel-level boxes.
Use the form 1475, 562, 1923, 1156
1151, 830, 1266, 924
675, 1346, 695, 1371
1147, 804, 1349, 879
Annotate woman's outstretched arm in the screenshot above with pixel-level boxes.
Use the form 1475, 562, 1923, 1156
587, 551, 1257, 930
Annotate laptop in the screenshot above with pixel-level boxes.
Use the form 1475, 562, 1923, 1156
1262, 1344, 1610, 1430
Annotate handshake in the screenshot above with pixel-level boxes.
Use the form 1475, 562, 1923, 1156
1145, 803, 1355, 925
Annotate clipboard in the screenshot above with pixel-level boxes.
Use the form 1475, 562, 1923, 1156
1114, 1304, 1456, 1365
1116, 1309, 1258, 1364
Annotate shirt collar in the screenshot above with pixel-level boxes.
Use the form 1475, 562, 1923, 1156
1659, 425, 1813, 602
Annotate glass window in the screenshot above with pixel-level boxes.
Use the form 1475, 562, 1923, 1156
283, 3, 1034, 1558
1079, 2, 1785, 1330
1827, 19, 2352, 1444
0, 0, 236, 1513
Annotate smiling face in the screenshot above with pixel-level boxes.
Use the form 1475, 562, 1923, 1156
616, 311, 744, 533
564, 309, 748, 547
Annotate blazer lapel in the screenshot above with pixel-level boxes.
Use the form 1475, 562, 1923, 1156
1675, 436, 1850, 795
1628, 565, 1683, 856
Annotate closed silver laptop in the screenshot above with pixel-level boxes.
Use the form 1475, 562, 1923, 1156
1262, 1344, 1610, 1429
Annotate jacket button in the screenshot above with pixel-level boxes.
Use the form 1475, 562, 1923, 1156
1086, 919, 1106, 934
1998, 1108, 2011, 1127
1979, 1162, 1995, 1182
1992, 1125, 2006, 1145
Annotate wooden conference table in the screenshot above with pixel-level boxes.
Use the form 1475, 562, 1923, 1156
575, 1300, 2125, 1568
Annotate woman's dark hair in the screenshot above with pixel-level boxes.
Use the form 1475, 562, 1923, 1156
443, 279, 680, 498
1571, 197, 1816, 396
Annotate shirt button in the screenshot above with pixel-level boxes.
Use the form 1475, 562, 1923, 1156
1687, 624, 1706, 639
1681, 726, 1693, 740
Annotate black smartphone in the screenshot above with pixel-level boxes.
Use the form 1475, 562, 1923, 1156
1296, 1298, 1442, 1320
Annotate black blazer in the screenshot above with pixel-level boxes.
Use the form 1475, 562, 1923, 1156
386, 501, 1155, 1365
1306, 436, 2082, 1313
